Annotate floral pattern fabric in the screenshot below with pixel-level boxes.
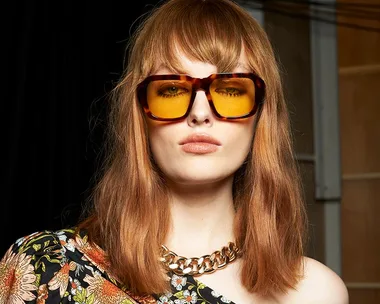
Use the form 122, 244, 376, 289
0, 228, 235, 304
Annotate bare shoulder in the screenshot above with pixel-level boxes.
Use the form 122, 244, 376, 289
280, 256, 349, 304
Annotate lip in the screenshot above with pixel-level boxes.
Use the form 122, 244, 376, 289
179, 133, 221, 154
179, 133, 222, 146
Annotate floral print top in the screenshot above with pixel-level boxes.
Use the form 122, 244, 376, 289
0, 228, 235, 304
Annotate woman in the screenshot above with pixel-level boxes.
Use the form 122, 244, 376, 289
0, 0, 349, 303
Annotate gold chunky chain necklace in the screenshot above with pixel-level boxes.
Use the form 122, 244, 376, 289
160, 242, 241, 276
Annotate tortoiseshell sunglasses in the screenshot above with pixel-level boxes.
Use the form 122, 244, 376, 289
136, 73, 265, 121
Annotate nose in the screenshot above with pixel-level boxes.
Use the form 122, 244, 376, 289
186, 91, 214, 127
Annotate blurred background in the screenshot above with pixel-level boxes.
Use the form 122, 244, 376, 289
3, 0, 379, 303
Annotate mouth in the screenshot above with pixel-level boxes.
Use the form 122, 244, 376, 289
179, 133, 221, 154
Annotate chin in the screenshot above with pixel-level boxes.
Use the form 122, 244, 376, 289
169, 168, 236, 186
157, 157, 244, 186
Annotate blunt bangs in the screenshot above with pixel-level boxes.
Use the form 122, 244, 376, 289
135, 0, 257, 75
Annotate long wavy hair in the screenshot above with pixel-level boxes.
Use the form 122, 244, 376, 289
78, 0, 308, 297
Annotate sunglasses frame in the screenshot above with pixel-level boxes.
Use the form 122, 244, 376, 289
136, 73, 265, 121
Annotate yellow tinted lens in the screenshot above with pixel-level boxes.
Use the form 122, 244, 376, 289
210, 77, 256, 117
146, 80, 192, 118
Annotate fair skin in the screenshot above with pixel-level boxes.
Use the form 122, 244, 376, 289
147, 51, 349, 304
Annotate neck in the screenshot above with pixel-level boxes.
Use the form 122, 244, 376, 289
164, 177, 236, 257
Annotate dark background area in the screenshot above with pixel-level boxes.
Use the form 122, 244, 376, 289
3, 1, 160, 256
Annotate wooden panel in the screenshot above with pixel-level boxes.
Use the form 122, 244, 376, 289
337, 0, 380, 67
339, 71, 380, 174
341, 179, 380, 282
348, 289, 380, 304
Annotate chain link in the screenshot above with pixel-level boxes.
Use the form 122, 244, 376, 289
160, 242, 241, 276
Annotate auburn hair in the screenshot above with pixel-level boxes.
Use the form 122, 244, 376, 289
78, 0, 308, 298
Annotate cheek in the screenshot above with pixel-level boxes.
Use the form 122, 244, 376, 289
147, 124, 176, 163
225, 121, 255, 155
148, 128, 163, 157
232, 133, 254, 164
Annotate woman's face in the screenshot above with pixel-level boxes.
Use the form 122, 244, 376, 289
146, 51, 256, 186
